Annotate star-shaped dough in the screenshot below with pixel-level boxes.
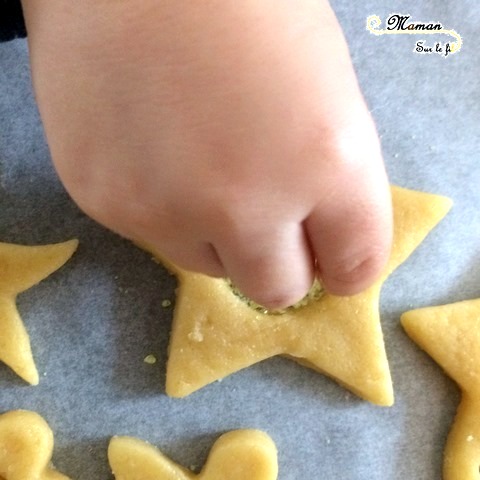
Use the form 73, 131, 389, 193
401, 298, 480, 480
156, 187, 451, 405
109, 430, 278, 480
0, 410, 70, 479
0, 240, 78, 384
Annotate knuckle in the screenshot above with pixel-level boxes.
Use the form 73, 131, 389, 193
331, 254, 379, 283
322, 246, 389, 296
311, 114, 382, 172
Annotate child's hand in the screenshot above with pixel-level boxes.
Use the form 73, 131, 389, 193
22, 0, 392, 309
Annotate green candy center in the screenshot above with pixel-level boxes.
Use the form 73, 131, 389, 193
226, 279, 325, 315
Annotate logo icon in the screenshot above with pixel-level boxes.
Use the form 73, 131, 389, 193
366, 14, 462, 57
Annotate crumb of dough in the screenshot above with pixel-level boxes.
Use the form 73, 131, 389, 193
0, 410, 71, 479
146, 186, 451, 405
144, 354, 157, 365
401, 298, 480, 480
161, 299, 172, 308
109, 429, 278, 480
0, 240, 78, 385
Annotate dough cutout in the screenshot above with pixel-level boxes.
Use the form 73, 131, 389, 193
402, 298, 480, 480
0, 240, 78, 384
109, 429, 278, 480
151, 186, 451, 405
0, 410, 70, 480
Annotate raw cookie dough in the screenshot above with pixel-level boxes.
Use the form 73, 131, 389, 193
153, 186, 451, 405
0, 410, 70, 480
402, 298, 480, 480
0, 240, 78, 384
109, 429, 278, 480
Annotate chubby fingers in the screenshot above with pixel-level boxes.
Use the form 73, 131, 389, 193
305, 132, 393, 296
138, 212, 315, 310
212, 170, 391, 309
211, 131, 391, 305
141, 169, 391, 310
146, 144, 391, 308
214, 222, 315, 310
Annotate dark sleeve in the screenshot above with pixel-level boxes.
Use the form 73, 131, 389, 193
0, 0, 26, 42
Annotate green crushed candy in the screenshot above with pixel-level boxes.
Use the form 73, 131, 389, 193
226, 278, 325, 315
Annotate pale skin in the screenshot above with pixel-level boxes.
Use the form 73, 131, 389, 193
20, 0, 392, 309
